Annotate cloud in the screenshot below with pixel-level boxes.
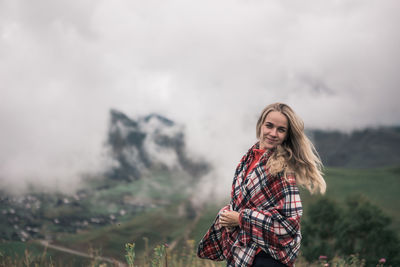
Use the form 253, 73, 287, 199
0, 0, 399, 194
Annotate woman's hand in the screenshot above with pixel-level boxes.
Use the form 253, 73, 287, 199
219, 211, 240, 228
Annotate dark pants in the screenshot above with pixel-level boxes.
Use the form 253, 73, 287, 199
252, 251, 287, 267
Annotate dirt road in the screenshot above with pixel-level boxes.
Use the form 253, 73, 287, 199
37, 240, 127, 267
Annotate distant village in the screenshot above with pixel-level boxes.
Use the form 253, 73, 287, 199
0, 191, 146, 243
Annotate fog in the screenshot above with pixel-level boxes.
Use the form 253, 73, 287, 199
0, 0, 399, 195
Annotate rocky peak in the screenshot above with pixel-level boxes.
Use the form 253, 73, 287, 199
106, 109, 210, 181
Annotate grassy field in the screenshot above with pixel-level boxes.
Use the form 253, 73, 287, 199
1, 165, 399, 266
53, 166, 400, 263
53, 201, 194, 262
0, 240, 96, 266
301, 165, 400, 232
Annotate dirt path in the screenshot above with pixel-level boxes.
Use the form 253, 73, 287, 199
37, 240, 127, 267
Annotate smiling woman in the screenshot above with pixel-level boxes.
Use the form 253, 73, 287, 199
197, 102, 326, 267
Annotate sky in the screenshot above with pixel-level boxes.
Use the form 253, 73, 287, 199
1, 0, 399, 194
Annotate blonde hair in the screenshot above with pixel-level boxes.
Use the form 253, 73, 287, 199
256, 103, 326, 194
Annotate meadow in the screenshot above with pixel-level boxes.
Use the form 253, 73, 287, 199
1, 165, 399, 266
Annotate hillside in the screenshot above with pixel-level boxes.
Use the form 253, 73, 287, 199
1, 165, 399, 265
46, 165, 400, 263
309, 126, 400, 168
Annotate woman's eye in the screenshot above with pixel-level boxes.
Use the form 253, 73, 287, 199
265, 124, 273, 128
278, 128, 286, 133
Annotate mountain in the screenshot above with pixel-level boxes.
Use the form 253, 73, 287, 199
309, 126, 400, 168
0, 110, 211, 243
106, 109, 210, 181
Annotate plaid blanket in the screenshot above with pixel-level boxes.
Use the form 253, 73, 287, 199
197, 143, 303, 267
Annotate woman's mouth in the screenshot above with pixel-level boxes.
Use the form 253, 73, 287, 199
265, 137, 276, 143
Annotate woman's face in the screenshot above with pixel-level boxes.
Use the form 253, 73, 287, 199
259, 111, 288, 150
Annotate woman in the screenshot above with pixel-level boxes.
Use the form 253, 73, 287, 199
197, 103, 326, 267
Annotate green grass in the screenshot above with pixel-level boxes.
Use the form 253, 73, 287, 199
189, 204, 220, 243
50, 165, 400, 263
3, 166, 396, 266
300, 165, 400, 233
0, 241, 40, 257
83, 170, 190, 216
0, 240, 372, 267
0, 240, 94, 266
55, 200, 193, 262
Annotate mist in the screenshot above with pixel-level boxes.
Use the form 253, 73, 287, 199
1, 0, 399, 195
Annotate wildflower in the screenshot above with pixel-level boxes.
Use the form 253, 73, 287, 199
319, 255, 328, 260
379, 258, 386, 264
324, 264, 329, 267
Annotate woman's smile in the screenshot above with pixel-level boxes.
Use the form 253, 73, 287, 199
264, 136, 277, 143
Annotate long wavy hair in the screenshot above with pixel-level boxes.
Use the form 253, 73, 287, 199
256, 103, 326, 194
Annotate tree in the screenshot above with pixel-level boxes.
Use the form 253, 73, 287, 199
335, 195, 400, 266
301, 197, 340, 261
301, 195, 400, 266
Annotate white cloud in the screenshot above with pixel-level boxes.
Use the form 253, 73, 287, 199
0, 0, 399, 193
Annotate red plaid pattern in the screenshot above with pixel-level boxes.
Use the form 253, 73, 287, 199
197, 143, 303, 267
